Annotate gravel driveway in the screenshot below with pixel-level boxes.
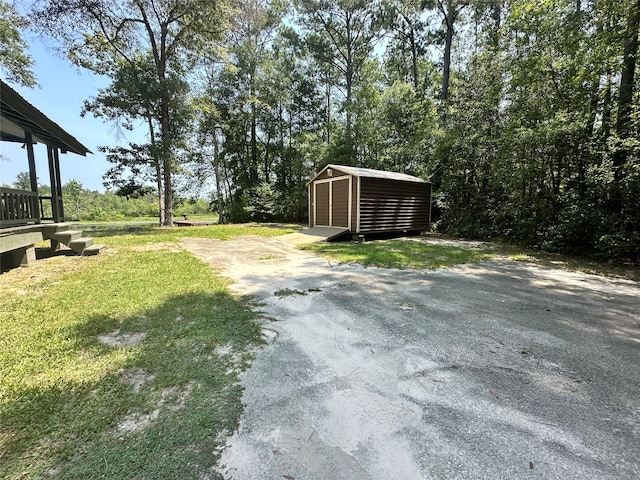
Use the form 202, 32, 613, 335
182, 236, 640, 480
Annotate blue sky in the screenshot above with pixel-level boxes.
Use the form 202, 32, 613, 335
1, 36, 145, 192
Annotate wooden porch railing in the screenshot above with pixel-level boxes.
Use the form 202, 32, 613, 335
0, 187, 63, 227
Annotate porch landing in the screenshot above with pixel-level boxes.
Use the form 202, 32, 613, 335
1, 223, 105, 270
279, 226, 349, 246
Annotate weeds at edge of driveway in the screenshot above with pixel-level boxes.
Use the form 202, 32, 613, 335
492, 243, 640, 281
0, 224, 301, 479
302, 235, 639, 281
302, 239, 496, 270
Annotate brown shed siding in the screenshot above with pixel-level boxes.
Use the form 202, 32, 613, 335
331, 178, 350, 227
358, 178, 431, 233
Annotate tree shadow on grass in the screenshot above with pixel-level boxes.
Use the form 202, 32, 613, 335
0, 291, 261, 480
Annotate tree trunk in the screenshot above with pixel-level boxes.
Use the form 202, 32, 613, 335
491, 0, 501, 44
250, 70, 259, 185
147, 116, 164, 226
612, 0, 640, 187
160, 92, 173, 226
326, 77, 331, 144
163, 157, 173, 226
346, 64, 353, 163
442, 20, 453, 104
345, 14, 355, 165
600, 72, 612, 138
156, 161, 165, 226
615, 0, 640, 141
409, 25, 419, 90
439, 0, 459, 123
609, 0, 640, 212
213, 127, 224, 224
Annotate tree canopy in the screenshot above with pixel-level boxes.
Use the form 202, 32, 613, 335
33, 0, 234, 225
18, 0, 639, 261
0, 1, 37, 86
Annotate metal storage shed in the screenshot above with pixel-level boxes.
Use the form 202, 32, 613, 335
308, 164, 431, 235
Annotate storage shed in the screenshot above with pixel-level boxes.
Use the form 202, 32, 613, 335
308, 164, 431, 235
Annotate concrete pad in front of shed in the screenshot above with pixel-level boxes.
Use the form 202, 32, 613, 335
278, 226, 349, 245
181, 237, 640, 480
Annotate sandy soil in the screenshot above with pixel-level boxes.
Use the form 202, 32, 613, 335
181, 235, 640, 480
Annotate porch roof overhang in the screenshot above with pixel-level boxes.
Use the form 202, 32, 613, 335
0, 79, 91, 156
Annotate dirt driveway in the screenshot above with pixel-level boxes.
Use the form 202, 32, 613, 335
182, 236, 640, 480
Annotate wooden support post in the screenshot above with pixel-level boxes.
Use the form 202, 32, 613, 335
24, 132, 41, 223
11, 245, 36, 267
47, 145, 60, 223
47, 146, 61, 250
53, 148, 65, 221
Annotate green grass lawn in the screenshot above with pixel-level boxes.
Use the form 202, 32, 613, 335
87, 222, 298, 247
0, 223, 295, 480
303, 238, 496, 270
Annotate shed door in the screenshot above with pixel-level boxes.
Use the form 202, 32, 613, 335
314, 177, 351, 228
315, 182, 330, 226
331, 178, 349, 227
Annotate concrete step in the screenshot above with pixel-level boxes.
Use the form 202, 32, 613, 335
42, 223, 73, 235
82, 244, 105, 256
51, 230, 83, 244
68, 237, 94, 254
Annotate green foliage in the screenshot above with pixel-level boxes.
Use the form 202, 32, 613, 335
432, 0, 640, 263
376, 80, 438, 175
63, 179, 83, 218
11, 171, 32, 190
33, 0, 235, 225
243, 182, 284, 222
0, 1, 37, 87
51, 178, 165, 221
296, 0, 385, 163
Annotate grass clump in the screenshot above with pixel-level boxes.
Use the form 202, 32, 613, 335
0, 223, 296, 479
303, 238, 496, 270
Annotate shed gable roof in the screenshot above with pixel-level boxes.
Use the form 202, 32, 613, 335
0, 79, 91, 156
324, 164, 427, 183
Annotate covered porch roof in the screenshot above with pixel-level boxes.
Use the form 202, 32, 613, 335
0, 79, 91, 155
1, 79, 92, 228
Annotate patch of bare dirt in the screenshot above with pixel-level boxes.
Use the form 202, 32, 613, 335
180, 236, 329, 298
116, 409, 160, 434
214, 343, 250, 375
0, 252, 90, 296
181, 236, 295, 269
119, 367, 155, 393
98, 329, 146, 347
115, 382, 194, 434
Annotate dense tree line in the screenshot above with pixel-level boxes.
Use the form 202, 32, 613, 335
3, 0, 638, 261
437, 0, 640, 262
